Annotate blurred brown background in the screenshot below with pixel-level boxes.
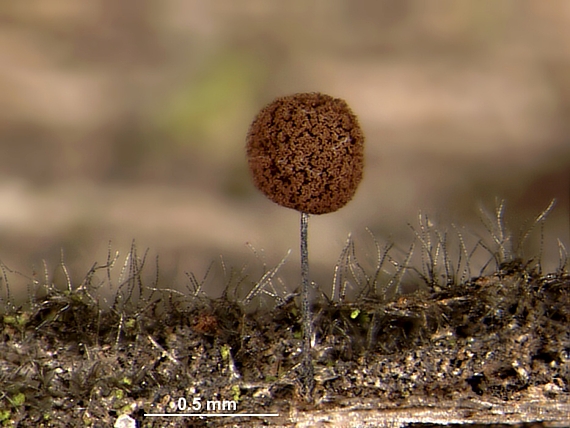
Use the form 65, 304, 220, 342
1, 1, 569, 299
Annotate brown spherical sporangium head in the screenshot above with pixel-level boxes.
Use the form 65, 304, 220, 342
246, 93, 364, 215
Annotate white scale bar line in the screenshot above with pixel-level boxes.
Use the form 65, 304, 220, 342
145, 413, 280, 417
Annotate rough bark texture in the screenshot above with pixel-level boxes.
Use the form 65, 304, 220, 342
1, 263, 568, 427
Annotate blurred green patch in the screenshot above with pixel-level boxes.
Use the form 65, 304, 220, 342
155, 51, 266, 160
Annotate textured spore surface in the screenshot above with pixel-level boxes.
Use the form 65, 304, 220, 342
247, 92, 364, 215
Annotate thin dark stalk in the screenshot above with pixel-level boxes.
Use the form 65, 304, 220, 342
300, 211, 314, 400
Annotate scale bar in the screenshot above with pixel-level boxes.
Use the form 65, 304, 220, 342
145, 413, 280, 417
